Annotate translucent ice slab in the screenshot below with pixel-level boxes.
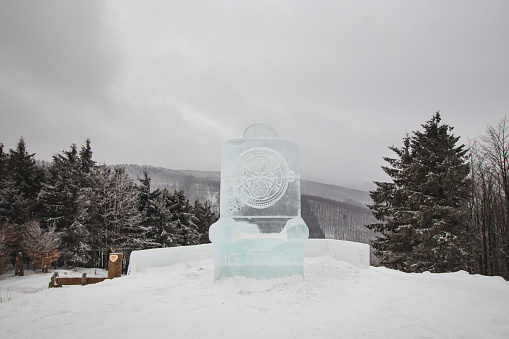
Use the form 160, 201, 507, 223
209, 123, 309, 279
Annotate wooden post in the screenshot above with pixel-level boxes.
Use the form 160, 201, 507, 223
49, 272, 61, 288
108, 253, 123, 279
42, 257, 51, 273
81, 273, 88, 285
15, 252, 24, 276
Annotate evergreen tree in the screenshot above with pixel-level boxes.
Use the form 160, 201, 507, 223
0, 143, 6, 175
1, 137, 45, 224
137, 169, 162, 247
166, 190, 200, 246
91, 167, 147, 261
40, 144, 81, 229
79, 138, 95, 174
154, 189, 178, 247
192, 199, 218, 244
366, 112, 472, 273
39, 140, 97, 266
0, 144, 8, 223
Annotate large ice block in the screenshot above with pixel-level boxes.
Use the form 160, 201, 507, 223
209, 123, 309, 279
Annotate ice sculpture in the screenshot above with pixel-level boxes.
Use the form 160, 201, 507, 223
209, 123, 309, 279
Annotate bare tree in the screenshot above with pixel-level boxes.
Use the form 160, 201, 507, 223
22, 221, 60, 269
470, 118, 509, 279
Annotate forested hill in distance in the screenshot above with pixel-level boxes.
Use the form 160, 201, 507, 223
114, 164, 372, 207
114, 164, 377, 253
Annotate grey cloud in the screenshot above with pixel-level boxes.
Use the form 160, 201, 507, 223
0, 1, 117, 103
1, 0, 508, 190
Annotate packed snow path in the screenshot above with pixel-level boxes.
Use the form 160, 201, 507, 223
1, 256, 508, 338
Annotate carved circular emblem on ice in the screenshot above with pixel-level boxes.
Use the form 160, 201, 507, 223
232, 147, 295, 209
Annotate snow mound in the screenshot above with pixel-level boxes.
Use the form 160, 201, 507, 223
1, 255, 508, 338
128, 239, 370, 274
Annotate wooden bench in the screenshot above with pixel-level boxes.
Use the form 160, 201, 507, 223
49, 272, 110, 288
48, 253, 123, 288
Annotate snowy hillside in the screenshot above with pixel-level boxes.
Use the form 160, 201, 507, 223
112, 164, 221, 208
1, 250, 508, 338
115, 164, 377, 248
114, 164, 372, 208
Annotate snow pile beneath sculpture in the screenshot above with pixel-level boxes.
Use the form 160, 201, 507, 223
209, 123, 309, 279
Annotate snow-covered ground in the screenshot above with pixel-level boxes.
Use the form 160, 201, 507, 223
1, 255, 508, 338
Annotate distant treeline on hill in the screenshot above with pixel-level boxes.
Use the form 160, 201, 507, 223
301, 195, 376, 243
118, 164, 378, 251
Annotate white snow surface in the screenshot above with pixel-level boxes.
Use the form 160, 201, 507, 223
1, 250, 509, 338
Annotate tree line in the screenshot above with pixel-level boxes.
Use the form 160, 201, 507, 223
3, 113, 509, 280
0, 139, 217, 273
367, 112, 509, 279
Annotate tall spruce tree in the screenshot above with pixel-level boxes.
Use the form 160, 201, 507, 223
155, 189, 178, 247
91, 167, 147, 259
137, 169, 162, 248
192, 199, 218, 244
0, 144, 8, 223
0, 138, 45, 225
166, 190, 200, 246
366, 112, 472, 273
39, 140, 98, 266
40, 144, 82, 231
79, 139, 95, 174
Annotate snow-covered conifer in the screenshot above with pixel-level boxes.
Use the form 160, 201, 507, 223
137, 170, 163, 248
1, 138, 45, 225
367, 112, 472, 273
192, 200, 218, 244
166, 190, 200, 246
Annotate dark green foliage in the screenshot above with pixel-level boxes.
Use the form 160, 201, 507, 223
91, 166, 146, 254
165, 190, 200, 246
0, 138, 45, 225
0, 137, 221, 270
151, 188, 177, 248
367, 112, 472, 273
137, 169, 218, 248
40, 144, 82, 232
137, 170, 163, 247
0, 144, 8, 223
39, 143, 94, 265
79, 139, 95, 174
192, 199, 218, 244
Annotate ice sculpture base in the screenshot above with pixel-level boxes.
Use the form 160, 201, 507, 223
213, 242, 305, 280
127, 239, 370, 275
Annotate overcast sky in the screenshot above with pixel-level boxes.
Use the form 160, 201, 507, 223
1, 1, 508, 191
